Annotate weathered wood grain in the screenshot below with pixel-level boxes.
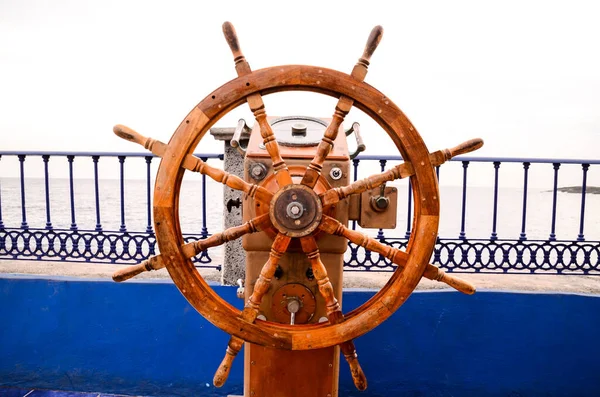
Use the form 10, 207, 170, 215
112, 214, 271, 282
112, 124, 272, 204
149, 64, 442, 350
319, 215, 475, 295
301, 26, 384, 189
222, 21, 292, 187
213, 234, 291, 387
320, 138, 484, 206
300, 236, 367, 390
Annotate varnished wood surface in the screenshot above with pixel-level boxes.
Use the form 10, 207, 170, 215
247, 346, 338, 397
245, 117, 350, 161
119, 22, 477, 353
320, 138, 484, 206
113, 124, 273, 206
247, 234, 291, 311
244, 247, 345, 397
301, 26, 383, 189
222, 21, 293, 187
243, 162, 348, 251
111, 214, 271, 282
150, 64, 441, 350
112, 21, 485, 394
300, 236, 367, 390
319, 215, 476, 295
243, 249, 344, 396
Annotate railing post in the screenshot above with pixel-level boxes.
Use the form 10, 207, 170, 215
519, 162, 530, 241
42, 155, 53, 230
376, 159, 386, 241
433, 235, 441, 264
549, 163, 560, 241
435, 165, 441, 244
490, 161, 500, 241
1, 149, 598, 274
352, 158, 360, 231
200, 157, 208, 239
92, 155, 102, 232
145, 156, 154, 234
67, 155, 78, 231
577, 163, 590, 242
405, 180, 412, 239
459, 161, 469, 240
118, 156, 127, 232
18, 154, 29, 230
0, 155, 4, 230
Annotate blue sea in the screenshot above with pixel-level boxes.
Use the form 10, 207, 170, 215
1, 175, 597, 243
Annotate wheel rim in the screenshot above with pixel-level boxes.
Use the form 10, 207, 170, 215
153, 65, 440, 350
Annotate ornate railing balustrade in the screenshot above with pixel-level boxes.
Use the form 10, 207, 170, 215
346, 155, 599, 274
0, 151, 598, 274
0, 151, 223, 268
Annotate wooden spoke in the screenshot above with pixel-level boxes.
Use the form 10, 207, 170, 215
320, 158, 414, 206
189, 213, 272, 254
213, 233, 291, 387
299, 236, 367, 391
319, 215, 476, 295
112, 254, 163, 283
113, 124, 167, 156
222, 22, 293, 187
113, 125, 273, 203
184, 155, 272, 203
111, 17, 486, 383
213, 335, 244, 388
320, 138, 484, 206
112, 214, 271, 282
245, 233, 291, 314
300, 26, 383, 189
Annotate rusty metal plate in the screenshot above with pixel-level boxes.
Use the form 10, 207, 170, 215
271, 283, 317, 324
358, 186, 398, 229
269, 184, 323, 237
266, 116, 326, 147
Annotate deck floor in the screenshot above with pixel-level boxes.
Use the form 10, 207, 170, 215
1, 260, 600, 293
0, 388, 137, 397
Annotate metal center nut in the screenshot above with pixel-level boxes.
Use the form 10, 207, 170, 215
250, 163, 267, 180
286, 297, 301, 314
286, 202, 304, 219
291, 123, 307, 136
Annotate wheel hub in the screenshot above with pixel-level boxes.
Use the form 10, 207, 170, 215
269, 184, 323, 237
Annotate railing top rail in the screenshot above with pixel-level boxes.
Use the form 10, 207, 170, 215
355, 155, 600, 165
0, 151, 597, 165
0, 151, 224, 159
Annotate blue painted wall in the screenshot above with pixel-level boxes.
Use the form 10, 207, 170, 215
1, 275, 599, 397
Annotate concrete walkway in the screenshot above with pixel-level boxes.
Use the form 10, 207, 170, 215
2, 260, 600, 294
0, 386, 132, 396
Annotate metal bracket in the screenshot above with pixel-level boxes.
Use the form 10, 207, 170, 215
230, 118, 251, 156
236, 279, 244, 299
345, 122, 366, 159
226, 198, 241, 213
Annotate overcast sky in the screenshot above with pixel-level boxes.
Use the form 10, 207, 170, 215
1, 0, 599, 181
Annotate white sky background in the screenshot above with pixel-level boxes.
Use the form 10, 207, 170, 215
0, 0, 599, 186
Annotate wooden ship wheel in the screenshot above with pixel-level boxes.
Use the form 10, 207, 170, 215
112, 22, 483, 393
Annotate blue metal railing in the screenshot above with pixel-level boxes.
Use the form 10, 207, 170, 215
345, 155, 599, 273
0, 151, 223, 268
0, 151, 598, 274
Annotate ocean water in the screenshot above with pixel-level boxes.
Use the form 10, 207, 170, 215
1, 175, 598, 242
